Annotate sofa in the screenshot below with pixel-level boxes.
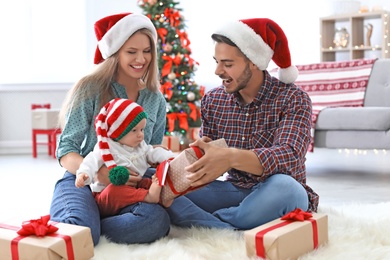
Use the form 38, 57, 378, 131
294, 58, 390, 150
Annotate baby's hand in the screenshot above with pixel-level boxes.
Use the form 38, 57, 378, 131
75, 173, 89, 188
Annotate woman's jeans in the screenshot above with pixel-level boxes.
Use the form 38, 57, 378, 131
167, 174, 309, 230
50, 171, 170, 245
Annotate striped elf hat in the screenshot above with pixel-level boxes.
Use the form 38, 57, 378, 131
95, 98, 148, 185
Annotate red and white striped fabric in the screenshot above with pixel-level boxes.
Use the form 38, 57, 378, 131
272, 58, 376, 152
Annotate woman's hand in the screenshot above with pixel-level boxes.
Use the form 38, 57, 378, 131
97, 165, 142, 186
125, 169, 142, 187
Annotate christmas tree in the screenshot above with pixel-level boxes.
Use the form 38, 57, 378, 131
138, 0, 204, 144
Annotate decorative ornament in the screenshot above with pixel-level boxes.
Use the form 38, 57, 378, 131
333, 27, 349, 48
166, 103, 172, 112
159, 17, 164, 23
147, 0, 157, 5
187, 91, 195, 101
168, 72, 176, 80
365, 23, 373, 47
163, 43, 173, 52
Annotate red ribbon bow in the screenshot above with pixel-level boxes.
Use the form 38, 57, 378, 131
16, 215, 59, 237
281, 208, 313, 221
160, 81, 173, 100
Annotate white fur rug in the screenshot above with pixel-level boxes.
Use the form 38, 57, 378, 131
93, 202, 390, 260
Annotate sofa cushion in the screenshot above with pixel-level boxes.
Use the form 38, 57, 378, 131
364, 59, 390, 107
314, 130, 390, 149
316, 107, 390, 130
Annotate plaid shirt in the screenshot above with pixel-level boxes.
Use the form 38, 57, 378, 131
200, 71, 319, 212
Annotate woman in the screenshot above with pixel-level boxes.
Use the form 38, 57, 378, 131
50, 13, 170, 245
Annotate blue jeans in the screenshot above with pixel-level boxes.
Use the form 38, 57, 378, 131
167, 174, 309, 230
50, 171, 170, 245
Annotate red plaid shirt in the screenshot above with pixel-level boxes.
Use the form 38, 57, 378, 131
200, 71, 319, 212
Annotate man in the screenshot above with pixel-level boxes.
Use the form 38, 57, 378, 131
167, 18, 319, 230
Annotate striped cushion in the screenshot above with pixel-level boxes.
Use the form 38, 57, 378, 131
272, 58, 376, 152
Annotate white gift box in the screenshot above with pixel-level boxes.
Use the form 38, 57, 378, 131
31, 109, 60, 130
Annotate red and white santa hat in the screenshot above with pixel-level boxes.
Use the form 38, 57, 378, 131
95, 98, 148, 172
214, 18, 298, 84
94, 13, 157, 64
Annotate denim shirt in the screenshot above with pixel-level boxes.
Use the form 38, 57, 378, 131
57, 82, 166, 160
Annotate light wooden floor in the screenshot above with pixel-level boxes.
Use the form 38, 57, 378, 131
1, 148, 389, 223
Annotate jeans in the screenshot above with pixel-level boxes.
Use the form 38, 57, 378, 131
50, 171, 170, 245
167, 173, 309, 230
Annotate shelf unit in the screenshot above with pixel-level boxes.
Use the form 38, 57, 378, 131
320, 10, 389, 61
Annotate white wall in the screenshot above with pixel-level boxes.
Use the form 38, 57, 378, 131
1, 0, 389, 155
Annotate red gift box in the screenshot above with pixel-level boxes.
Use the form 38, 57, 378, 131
0, 215, 94, 260
244, 209, 328, 260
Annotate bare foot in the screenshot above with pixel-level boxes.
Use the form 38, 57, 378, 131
144, 175, 162, 203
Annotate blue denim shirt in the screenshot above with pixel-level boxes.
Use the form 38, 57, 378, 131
57, 82, 166, 160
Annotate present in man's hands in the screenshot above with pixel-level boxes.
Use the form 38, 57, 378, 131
156, 138, 228, 207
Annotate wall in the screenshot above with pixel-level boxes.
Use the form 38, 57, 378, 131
1, 0, 389, 155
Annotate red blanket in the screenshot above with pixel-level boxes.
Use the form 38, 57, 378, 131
272, 58, 376, 152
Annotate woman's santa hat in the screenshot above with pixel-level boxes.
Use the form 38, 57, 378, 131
95, 98, 148, 185
213, 18, 298, 84
94, 13, 157, 64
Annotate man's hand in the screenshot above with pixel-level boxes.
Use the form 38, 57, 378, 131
185, 138, 231, 187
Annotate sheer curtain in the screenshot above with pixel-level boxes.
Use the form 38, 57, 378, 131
0, 0, 88, 84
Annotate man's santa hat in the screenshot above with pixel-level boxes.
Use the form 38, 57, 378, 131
94, 13, 157, 64
213, 18, 298, 84
95, 98, 148, 185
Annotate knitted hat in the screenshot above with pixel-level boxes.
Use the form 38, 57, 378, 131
94, 13, 158, 64
213, 18, 298, 84
95, 98, 148, 185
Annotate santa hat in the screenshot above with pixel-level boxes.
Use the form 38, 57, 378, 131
213, 18, 298, 84
95, 98, 148, 185
94, 13, 157, 64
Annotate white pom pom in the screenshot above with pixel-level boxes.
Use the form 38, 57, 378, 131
278, 65, 299, 84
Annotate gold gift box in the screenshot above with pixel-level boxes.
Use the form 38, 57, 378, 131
0, 221, 94, 260
160, 138, 228, 206
245, 213, 328, 260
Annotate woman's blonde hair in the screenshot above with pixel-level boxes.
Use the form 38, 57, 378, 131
58, 28, 160, 128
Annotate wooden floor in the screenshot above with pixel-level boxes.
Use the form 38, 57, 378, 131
1, 148, 390, 223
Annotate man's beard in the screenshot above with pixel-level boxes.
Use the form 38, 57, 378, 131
233, 63, 252, 93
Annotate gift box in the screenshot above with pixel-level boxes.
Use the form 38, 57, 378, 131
186, 127, 201, 142
31, 109, 60, 130
0, 215, 94, 260
162, 135, 181, 152
159, 138, 228, 206
245, 209, 328, 260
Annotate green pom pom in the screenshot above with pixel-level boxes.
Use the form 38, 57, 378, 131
109, 166, 129, 185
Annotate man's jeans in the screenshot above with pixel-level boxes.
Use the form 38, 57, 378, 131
167, 174, 309, 230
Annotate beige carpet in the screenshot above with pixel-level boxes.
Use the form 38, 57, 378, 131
92, 202, 390, 259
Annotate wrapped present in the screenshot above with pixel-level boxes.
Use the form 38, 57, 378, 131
162, 135, 181, 152
32, 109, 60, 130
0, 215, 94, 260
245, 209, 328, 260
158, 138, 228, 207
186, 127, 201, 142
